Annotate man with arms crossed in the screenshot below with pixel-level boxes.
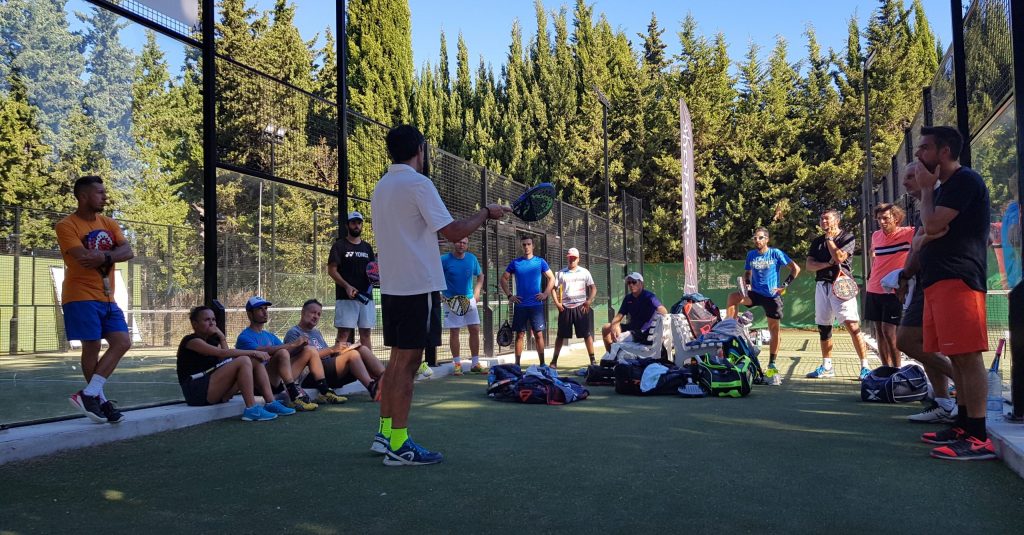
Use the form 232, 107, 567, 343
57, 176, 134, 424
327, 211, 376, 351
441, 237, 485, 375
914, 126, 995, 460
371, 124, 509, 465
894, 162, 957, 424
805, 209, 870, 379
500, 236, 556, 367
724, 227, 799, 384
550, 247, 597, 369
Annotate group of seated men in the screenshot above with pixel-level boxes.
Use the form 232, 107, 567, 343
175, 296, 385, 422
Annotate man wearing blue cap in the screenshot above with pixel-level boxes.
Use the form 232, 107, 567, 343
235, 296, 319, 411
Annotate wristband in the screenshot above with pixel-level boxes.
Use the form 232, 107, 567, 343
783, 273, 795, 287
105, 253, 112, 267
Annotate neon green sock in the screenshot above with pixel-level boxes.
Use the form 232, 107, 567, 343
390, 427, 409, 450
380, 417, 392, 438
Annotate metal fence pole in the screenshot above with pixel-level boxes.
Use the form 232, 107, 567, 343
951, 0, 972, 166
923, 86, 933, 126
9, 206, 20, 354
1006, 0, 1024, 420
481, 167, 493, 358
201, 0, 218, 306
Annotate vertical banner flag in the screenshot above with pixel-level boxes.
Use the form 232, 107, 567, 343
137, 0, 200, 29
679, 98, 698, 294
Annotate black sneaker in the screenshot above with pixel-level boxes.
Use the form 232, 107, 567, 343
70, 391, 107, 423
921, 426, 967, 445
100, 400, 124, 424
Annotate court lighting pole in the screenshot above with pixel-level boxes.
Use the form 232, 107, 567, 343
261, 123, 286, 297
595, 85, 613, 322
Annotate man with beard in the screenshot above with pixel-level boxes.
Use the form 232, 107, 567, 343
328, 211, 377, 351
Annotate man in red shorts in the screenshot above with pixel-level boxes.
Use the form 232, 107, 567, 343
914, 126, 995, 461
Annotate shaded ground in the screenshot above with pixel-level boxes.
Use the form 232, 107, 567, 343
2, 332, 1023, 534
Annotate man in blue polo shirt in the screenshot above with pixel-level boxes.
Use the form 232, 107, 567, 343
601, 272, 669, 354
500, 236, 555, 366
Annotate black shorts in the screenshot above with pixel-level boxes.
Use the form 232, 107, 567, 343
557, 306, 593, 339
301, 356, 358, 389
382, 292, 442, 349
900, 281, 925, 328
864, 292, 902, 325
180, 374, 212, 406
746, 290, 784, 320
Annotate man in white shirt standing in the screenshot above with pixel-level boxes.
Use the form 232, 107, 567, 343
550, 247, 597, 368
370, 125, 509, 466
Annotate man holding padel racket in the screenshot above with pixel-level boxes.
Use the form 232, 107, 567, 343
56, 176, 134, 424
371, 124, 509, 466
327, 211, 376, 352
805, 209, 869, 379
440, 237, 485, 375
500, 236, 556, 367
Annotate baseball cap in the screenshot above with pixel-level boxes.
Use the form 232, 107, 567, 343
245, 296, 272, 311
566, 247, 580, 258
625, 272, 644, 283
347, 211, 364, 221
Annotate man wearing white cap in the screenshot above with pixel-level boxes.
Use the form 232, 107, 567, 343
601, 272, 668, 354
551, 247, 597, 368
327, 211, 377, 351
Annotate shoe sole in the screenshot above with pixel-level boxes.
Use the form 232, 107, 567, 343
241, 416, 278, 421
382, 455, 443, 466
106, 415, 124, 424
921, 436, 959, 445
70, 395, 107, 424
930, 451, 997, 461
371, 442, 388, 454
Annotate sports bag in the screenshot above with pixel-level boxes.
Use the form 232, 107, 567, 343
861, 364, 929, 403
670, 293, 721, 338
613, 358, 689, 396
585, 363, 616, 386
698, 355, 753, 398
487, 364, 523, 401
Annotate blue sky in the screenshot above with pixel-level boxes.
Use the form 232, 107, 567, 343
67, 0, 954, 79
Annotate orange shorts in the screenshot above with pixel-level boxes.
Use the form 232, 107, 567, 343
922, 278, 988, 355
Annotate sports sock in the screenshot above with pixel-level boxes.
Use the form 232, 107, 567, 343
286, 382, 303, 401
769, 354, 777, 366
98, 391, 108, 403
390, 427, 409, 450
315, 379, 330, 395
822, 357, 833, 370
955, 406, 968, 427
380, 417, 392, 438
453, 356, 461, 366
471, 356, 480, 366
935, 397, 956, 411
83, 375, 106, 397
588, 354, 595, 364
860, 358, 869, 368
964, 417, 987, 441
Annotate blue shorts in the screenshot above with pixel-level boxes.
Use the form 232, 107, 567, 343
62, 301, 128, 341
511, 304, 546, 333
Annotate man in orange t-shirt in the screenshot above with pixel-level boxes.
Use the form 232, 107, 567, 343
866, 203, 915, 371
55, 176, 135, 424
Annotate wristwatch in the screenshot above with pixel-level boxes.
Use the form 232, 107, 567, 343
104, 253, 112, 267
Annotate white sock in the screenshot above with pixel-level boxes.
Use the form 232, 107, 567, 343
860, 359, 869, 368
453, 356, 461, 365
935, 397, 956, 411
471, 355, 480, 366
83, 375, 106, 397
823, 358, 833, 370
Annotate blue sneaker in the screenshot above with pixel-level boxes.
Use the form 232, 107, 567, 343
264, 400, 296, 416
382, 439, 444, 466
859, 367, 871, 380
241, 405, 278, 421
371, 433, 388, 454
806, 365, 835, 379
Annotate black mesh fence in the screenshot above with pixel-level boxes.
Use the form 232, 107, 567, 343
963, 0, 1014, 136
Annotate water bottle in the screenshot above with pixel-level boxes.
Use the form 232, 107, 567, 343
987, 339, 1005, 413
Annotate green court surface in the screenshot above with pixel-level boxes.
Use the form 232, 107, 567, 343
2, 333, 1024, 534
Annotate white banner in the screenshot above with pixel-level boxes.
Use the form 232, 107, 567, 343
679, 98, 698, 294
137, 0, 200, 29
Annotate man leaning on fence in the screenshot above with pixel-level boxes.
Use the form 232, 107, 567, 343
56, 175, 134, 424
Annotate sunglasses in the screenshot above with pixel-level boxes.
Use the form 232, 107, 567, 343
626, 280, 640, 285
753, 236, 768, 240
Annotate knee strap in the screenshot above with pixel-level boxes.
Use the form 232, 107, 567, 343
818, 325, 833, 341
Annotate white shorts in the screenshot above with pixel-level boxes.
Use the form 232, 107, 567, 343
334, 299, 377, 329
814, 281, 860, 325
443, 297, 481, 329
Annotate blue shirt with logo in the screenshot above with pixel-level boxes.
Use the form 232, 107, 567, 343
505, 256, 550, 307
744, 248, 792, 298
236, 327, 283, 350
441, 252, 482, 298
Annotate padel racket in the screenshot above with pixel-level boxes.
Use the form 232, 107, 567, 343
366, 261, 379, 285
84, 229, 115, 296
511, 182, 556, 222
832, 271, 858, 301
443, 294, 472, 316
189, 357, 233, 381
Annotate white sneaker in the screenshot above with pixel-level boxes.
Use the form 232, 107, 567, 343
416, 362, 433, 381
908, 402, 957, 424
